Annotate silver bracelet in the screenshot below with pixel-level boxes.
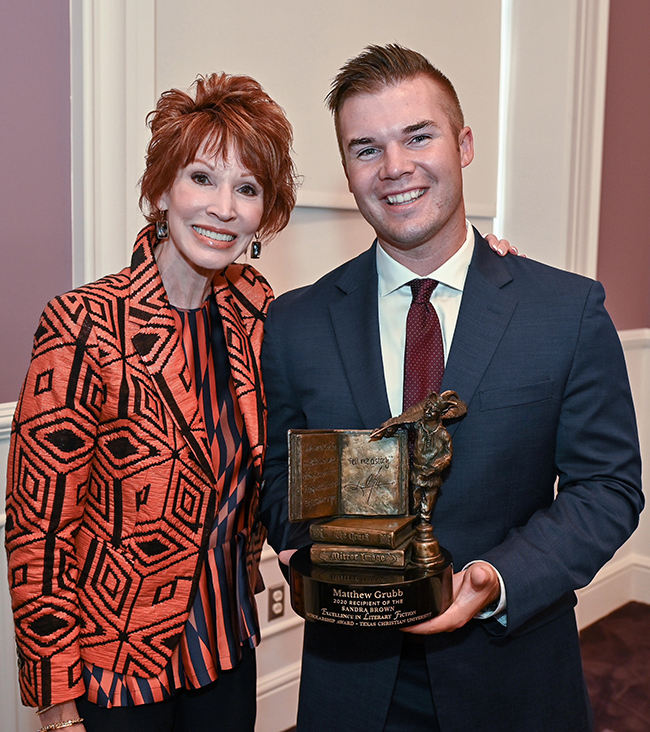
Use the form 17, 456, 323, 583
37, 719, 84, 732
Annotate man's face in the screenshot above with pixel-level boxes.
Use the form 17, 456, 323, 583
338, 75, 474, 263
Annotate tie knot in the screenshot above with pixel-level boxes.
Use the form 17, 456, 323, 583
409, 278, 437, 304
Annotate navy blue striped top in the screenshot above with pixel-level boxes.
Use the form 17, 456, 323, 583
83, 295, 260, 706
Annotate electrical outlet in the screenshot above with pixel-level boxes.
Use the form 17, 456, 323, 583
268, 584, 285, 620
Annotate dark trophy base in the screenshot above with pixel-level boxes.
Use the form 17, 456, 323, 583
289, 545, 453, 628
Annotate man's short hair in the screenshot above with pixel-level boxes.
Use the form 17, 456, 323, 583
326, 44, 465, 160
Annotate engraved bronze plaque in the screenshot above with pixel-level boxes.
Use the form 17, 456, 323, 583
288, 430, 408, 521
310, 538, 411, 569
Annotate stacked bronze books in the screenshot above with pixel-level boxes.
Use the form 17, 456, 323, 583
309, 516, 416, 569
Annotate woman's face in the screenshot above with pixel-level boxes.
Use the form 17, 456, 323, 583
158, 144, 265, 275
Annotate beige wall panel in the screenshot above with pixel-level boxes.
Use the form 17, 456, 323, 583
155, 0, 501, 217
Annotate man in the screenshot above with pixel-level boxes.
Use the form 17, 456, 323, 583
260, 44, 643, 732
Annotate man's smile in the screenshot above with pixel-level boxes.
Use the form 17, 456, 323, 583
384, 188, 427, 205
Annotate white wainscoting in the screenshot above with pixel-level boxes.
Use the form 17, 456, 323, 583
1, 328, 648, 729
256, 547, 303, 732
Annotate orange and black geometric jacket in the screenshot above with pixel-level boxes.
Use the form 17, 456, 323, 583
5, 225, 272, 707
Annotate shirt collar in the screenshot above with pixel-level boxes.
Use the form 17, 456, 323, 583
377, 222, 475, 296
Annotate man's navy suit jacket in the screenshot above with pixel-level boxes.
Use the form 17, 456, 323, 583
261, 231, 643, 732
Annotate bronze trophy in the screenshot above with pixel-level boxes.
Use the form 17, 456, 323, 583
288, 391, 466, 628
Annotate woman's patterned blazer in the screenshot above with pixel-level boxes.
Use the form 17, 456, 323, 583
5, 225, 272, 706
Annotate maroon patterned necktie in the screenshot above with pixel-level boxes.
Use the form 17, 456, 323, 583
403, 279, 444, 410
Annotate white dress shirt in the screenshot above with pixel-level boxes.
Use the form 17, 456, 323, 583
377, 223, 474, 417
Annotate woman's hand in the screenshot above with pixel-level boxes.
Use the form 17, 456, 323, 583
36, 700, 86, 732
278, 549, 297, 566
484, 233, 523, 257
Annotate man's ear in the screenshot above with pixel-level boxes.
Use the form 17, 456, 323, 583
459, 126, 474, 169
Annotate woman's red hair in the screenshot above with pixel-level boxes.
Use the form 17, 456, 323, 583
140, 73, 297, 240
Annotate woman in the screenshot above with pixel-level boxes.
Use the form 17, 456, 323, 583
5, 73, 295, 732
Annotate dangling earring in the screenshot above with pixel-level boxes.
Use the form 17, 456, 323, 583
155, 212, 169, 240
251, 237, 261, 259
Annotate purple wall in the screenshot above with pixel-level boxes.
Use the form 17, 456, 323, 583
0, 2, 72, 403
597, 0, 650, 330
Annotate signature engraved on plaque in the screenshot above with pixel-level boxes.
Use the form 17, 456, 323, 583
342, 466, 391, 509
340, 433, 401, 514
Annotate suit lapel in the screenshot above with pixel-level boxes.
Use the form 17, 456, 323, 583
329, 244, 392, 428
128, 227, 216, 484
442, 230, 517, 435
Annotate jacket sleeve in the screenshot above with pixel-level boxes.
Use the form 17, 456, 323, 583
5, 293, 102, 706
481, 281, 644, 635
